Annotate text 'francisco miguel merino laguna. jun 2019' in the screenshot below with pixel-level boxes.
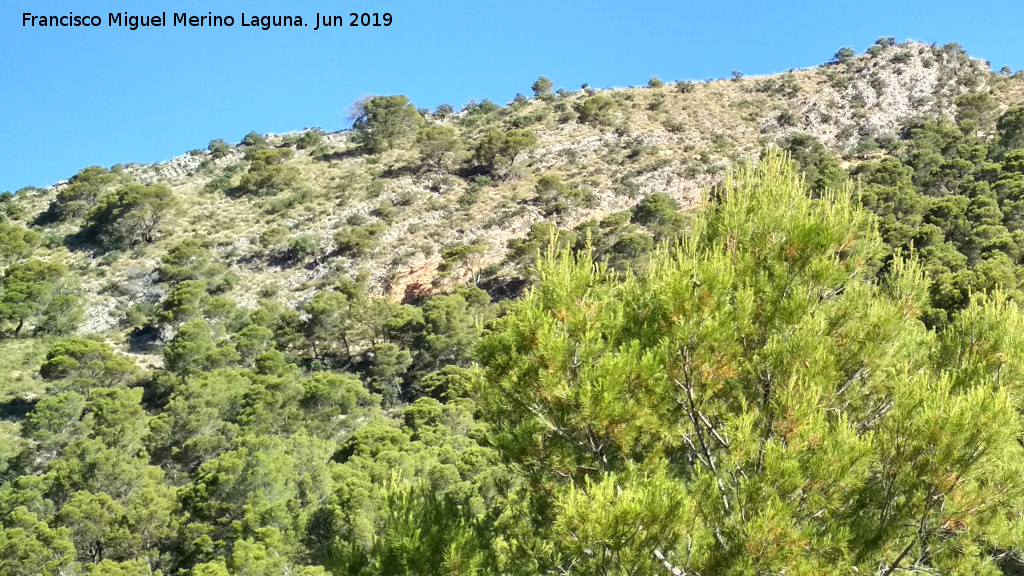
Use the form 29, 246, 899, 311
22, 11, 393, 30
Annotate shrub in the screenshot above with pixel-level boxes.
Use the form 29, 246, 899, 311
259, 227, 289, 253
237, 149, 299, 196
288, 235, 322, 263
244, 147, 293, 164
675, 81, 695, 94
372, 200, 400, 223
662, 118, 686, 133
631, 193, 682, 227
158, 236, 236, 292
459, 177, 491, 207
533, 173, 586, 216
296, 129, 325, 150
574, 96, 617, 126
506, 221, 577, 272
158, 237, 216, 284
238, 165, 299, 197
241, 131, 268, 148
0, 191, 24, 221
510, 109, 549, 128
334, 222, 387, 257
394, 190, 418, 207
433, 103, 454, 118
503, 130, 539, 163
208, 139, 232, 159
416, 125, 461, 172
262, 187, 313, 214
557, 110, 579, 124
203, 172, 234, 195
831, 47, 855, 64
890, 51, 912, 65
755, 73, 800, 98
464, 99, 501, 116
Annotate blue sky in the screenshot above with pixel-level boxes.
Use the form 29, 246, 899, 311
1, 0, 1022, 192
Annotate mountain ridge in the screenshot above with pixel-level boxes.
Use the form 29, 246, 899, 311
2, 38, 1021, 362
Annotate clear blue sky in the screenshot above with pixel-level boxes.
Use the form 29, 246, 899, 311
2, 0, 1022, 192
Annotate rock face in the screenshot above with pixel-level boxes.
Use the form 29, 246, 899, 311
14, 41, 1015, 329
388, 256, 443, 302
127, 149, 245, 185
787, 44, 985, 150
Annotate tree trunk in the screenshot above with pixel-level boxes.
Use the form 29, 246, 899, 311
341, 332, 351, 360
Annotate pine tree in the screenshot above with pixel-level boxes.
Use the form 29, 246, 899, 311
351, 95, 425, 153
475, 152, 1024, 575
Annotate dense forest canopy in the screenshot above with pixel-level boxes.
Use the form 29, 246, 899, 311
7, 40, 1024, 576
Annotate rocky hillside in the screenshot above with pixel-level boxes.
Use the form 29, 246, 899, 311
3, 39, 1022, 364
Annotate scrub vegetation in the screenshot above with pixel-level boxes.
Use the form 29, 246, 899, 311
5, 39, 1024, 576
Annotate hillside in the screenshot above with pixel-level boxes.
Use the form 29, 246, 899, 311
7, 40, 1020, 335
6, 38, 1024, 576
